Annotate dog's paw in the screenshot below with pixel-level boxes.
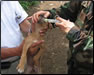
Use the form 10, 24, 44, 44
18, 69, 24, 74
16, 64, 24, 73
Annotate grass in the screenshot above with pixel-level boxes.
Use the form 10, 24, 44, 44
19, 1, 39, 10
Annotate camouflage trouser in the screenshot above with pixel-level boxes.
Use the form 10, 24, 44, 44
67, 49, 93, 74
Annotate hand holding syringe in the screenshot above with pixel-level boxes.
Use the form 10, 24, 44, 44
44, 18, 60, 28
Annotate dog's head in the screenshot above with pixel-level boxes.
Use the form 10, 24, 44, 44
37, 15, 49, 28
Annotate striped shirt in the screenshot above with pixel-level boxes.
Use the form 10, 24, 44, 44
1, 1, 28, 48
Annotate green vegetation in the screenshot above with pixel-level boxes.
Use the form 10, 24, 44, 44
19, 1, 39, 10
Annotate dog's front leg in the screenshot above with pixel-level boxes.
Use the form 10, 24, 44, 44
17, 42, 32, 73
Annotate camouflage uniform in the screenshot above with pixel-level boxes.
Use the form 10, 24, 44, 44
48, 1, 93, 74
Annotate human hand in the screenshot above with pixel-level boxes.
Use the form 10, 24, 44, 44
28, 11, 50, 24
28, 40, 44, 56
17, 40, 44, 56
27, 11, 50, 35
55, 17, 75, 33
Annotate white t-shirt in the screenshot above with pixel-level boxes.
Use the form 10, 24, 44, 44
1, 1, 28, 48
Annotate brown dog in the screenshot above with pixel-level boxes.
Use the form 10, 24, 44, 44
16, 16, 49, 74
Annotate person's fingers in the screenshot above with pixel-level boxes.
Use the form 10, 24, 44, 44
34, 11, 44, 23
37, 11, 50, 18
40, 33, 45, 36
27, 16, 35, 24
56, 17, 63, 22
31, 40, 44, 47
31, 23, 35, 32
56, 17, 67, 23
44, 12, 50, 18
27, 16, 32, 20
32, 14, 37, 23
55, 17, 67, 27
55, 22, 64, 27
40, 30, 45, 33
36, 13, 39, 22
35, 13, 39, 23
31, 16, 35, 24
67, 19, 70, 22
29, 46, 40, 55
33, 14, 37, 23
40, 31, 46, 36
38, 11, 45, 15
39, 28, 47, 36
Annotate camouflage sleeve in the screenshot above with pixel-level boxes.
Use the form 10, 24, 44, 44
48, 1, 82, 22
66, 26, 93, 51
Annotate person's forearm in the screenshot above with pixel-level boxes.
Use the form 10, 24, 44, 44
49, 1, 81, 22
1, 47, 20, 59
66, 26, 82, 42
66, 26, 93, 51
19, 18, 31, 33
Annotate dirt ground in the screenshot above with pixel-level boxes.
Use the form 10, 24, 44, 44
27, 1, 69, 74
